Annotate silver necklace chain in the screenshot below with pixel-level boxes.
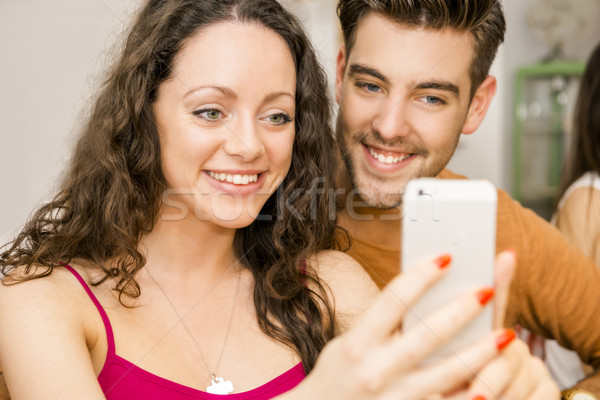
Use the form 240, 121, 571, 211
147, 266, 242, 394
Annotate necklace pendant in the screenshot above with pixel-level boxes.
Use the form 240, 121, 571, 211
207, 376, 234, 395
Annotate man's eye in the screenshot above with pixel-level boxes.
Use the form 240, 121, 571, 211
357, 82, 382, 93
420, 96, 445, 105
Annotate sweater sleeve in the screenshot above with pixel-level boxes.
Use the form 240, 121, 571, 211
496, 189, 600, 392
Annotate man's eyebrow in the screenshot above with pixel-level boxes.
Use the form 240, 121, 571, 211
414, 81, 460, 97
349, 64, 388, 84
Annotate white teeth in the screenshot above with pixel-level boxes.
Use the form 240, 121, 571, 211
368, 146, 411, 165
207, 171, 259, 185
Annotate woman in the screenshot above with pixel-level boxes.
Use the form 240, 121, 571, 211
541, 41, 600, 390
0, 1, 556, 399
556, 42, 600, 265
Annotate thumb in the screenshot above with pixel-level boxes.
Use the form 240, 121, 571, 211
493, 250, 516, 328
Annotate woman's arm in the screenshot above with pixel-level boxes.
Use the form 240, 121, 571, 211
555, 186, 600, 265
0, 269, 105, 399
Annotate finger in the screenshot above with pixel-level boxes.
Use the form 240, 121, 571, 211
438, 383, 468, 400
389, 287, 495, 373
529, 377, 560, 400
346, 254, 451, 353
467, 340, 534, 400
500, 346, 548, 400
466, 354, 514, 400
493, 250, 516, 329
442, 391, 468, 400
391, 329, 517, 397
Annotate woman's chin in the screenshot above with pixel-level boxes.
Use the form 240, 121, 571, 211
207, 211, 263, 230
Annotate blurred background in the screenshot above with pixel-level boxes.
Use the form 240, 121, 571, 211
1, 0, 599, 244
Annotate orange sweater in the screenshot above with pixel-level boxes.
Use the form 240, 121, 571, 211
337, 169, 600, 392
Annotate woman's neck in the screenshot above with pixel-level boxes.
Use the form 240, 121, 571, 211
140, 213, 239, 283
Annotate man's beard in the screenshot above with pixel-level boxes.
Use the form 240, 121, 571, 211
335, 111, 458, 209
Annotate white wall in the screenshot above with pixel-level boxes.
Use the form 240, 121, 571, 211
280, 0, 339, 95
0, 0, 142, 244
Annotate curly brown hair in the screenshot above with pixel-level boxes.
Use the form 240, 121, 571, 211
1, 0, 337, 372
558, 42, 600, 202
337, 0, 506, 98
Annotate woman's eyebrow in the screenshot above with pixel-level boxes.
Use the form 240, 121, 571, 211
183, 85, 237, 100
263, 91, 294, 103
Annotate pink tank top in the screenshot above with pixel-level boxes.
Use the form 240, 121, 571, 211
63, 265, 305, 399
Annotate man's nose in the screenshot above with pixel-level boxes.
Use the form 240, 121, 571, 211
372, 98, 411, 141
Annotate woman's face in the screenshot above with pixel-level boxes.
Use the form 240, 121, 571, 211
153, 22, 296, 229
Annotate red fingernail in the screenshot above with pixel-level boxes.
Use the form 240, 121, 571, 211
476, 287, 494, 305
435, 254, 452, 269
496, 329, 516, 351
472, 396, 487, 400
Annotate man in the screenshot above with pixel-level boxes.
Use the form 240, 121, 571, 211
334, 0, 600, 397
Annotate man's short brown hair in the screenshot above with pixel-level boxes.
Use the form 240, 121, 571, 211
337, 0, 506, 97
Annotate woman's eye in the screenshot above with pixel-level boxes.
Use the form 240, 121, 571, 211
193, 108, 222, 121
266, 113, 292, 125
205, 110, 221, 120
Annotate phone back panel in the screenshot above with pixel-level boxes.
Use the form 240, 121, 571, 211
402, 178, 497, 363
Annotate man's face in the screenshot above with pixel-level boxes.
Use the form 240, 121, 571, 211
335, 12, 494, 209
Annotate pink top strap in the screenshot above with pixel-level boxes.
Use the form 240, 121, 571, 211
299, 257, 307, 275
62, 265, 116, 358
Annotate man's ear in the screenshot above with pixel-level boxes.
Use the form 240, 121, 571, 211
462, 76, 497, 135
335, 45, 347, 105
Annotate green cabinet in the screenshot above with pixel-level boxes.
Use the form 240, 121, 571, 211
512, 61, 585, 220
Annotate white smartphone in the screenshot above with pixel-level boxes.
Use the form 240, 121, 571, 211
401, 178, 497, 364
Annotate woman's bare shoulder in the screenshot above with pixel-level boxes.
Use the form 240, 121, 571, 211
1, 264, 92, 305
0, 265, 106, 397
3, 264, 71, 296
0, 266, 94, 337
